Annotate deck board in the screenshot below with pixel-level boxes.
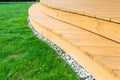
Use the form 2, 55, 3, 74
95, 56, 120, 69
114, 70, 120, 77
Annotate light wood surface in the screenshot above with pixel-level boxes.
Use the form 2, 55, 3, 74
41, 3, 120, 43
114, 70, 120, 77
41, 0, 120, 23
29, 3, 120, 80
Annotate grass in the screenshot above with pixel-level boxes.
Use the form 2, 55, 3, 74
0, 2, 80, 80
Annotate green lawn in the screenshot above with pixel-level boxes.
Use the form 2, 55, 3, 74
0, 3, 80, 80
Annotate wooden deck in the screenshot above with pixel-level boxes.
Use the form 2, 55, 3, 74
41, 0, 120, 23
41, 0, 120, 43
29, 1, 120, 80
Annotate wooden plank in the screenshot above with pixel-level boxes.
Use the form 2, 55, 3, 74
41, 2, 120, 43
94, 56, 120, 70
81, 46, 120, 56
111, 18, 120, 23
114, 70, 120, 77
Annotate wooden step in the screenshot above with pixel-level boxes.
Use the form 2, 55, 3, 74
40, 0, 120, 23
29, 3, 120, 80
40, 0, 120, 43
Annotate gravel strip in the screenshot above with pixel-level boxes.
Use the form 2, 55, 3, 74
27, 17, 95, 80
